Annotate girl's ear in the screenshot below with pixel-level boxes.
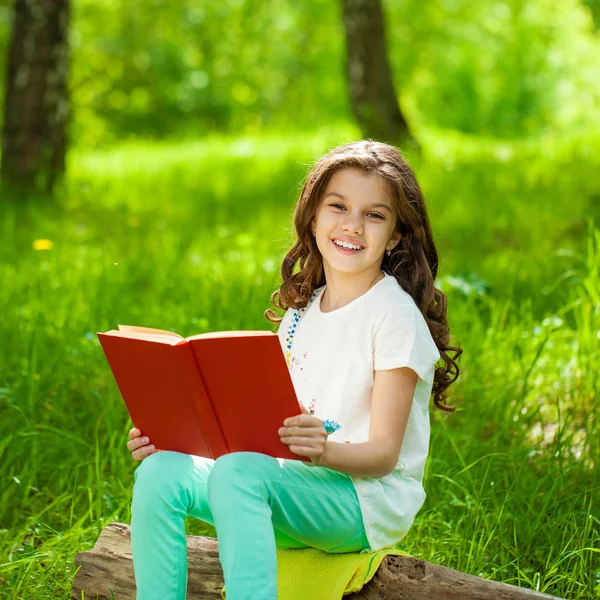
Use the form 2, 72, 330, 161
387, 233, 401, 252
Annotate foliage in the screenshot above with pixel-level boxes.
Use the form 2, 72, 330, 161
396, 0, 600, 137
68, 0, 346, 145
2, 0, 599, 144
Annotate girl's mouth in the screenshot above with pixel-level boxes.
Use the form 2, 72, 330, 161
332, 239, 364, 255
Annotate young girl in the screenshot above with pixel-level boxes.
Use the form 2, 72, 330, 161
126, 140, 461, 600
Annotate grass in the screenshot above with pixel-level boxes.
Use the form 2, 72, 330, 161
0, 127, 599, 599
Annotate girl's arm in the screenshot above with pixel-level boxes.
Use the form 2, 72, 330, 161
320, 367, 416, 478
280, 367, 417, 478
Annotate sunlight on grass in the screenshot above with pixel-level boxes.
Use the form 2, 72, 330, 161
0, 130, 598, 598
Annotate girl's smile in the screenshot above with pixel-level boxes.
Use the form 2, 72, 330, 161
332, 236, 365, 253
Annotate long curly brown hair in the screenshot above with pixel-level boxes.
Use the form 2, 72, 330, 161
265, 140, 462, 412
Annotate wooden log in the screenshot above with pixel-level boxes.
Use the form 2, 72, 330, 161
72, 523, 563, 600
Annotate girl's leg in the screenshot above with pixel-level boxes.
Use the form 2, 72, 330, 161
207, 452, 368, 600
130, 451, 215, 600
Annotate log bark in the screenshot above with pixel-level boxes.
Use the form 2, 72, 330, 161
72, 523, 563, 599
340, 0, 414, 146
1, 0, 70, 195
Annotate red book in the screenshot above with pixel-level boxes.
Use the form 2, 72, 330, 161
97, 325, 307, 461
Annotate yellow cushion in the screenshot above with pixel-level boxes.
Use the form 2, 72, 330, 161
221, 545, 409, 599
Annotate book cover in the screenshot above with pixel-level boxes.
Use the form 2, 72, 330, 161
98, 327, 306, 461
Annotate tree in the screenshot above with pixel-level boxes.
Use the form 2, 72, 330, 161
341, 0, 416, 147
1, 0, 70, 195
581, 0, 600, 30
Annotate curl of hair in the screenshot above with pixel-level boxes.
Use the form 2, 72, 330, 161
264, 140, 462, 412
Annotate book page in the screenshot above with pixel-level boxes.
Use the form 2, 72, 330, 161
103, 326, 275, 344
186, 330, 275, 341
118, 324, 184, 338
101, 330, 182, 345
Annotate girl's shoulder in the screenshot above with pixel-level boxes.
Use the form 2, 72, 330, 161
369, 274, 436, 340
370, 275, 440, 368
369, 274, 421, 315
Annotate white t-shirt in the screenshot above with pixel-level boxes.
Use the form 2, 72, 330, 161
277, 272, 440, 551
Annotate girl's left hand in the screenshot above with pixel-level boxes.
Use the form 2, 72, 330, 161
279, 404, 328, 465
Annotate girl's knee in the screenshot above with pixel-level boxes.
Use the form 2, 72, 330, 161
207, 452, 275, 495
133, 451, 193, 496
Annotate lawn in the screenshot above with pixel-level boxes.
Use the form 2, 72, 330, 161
0, 128, 598, 599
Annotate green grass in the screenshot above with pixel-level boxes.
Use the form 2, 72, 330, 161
0, 128, 598, 599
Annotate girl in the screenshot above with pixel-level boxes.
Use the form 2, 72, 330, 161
126, 140, 462, 600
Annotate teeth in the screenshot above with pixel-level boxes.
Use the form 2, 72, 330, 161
334, 239, 362, 250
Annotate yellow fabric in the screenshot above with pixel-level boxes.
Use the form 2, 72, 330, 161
221, 546, 409, 599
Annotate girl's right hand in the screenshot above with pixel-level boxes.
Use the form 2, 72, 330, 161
127, 427, 158, 461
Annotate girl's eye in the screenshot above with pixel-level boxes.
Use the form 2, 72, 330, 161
329, 204, 384, 219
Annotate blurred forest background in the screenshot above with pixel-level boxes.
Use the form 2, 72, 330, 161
1, 0, 600, 144
0, 0, 599, 598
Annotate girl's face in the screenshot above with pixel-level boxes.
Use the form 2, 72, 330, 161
312, 167, 401, 279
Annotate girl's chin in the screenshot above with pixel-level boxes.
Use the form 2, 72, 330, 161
322, 260, 382, 276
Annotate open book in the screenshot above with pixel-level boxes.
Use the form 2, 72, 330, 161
98, 325, 307, 461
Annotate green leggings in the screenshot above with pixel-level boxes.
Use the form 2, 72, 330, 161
131, 450, 370, 600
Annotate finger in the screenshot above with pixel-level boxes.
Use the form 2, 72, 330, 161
132, 444, 155, 461
283, 415, 320, 428
284, 414, 311, 427
127, 436, 150, 451
282, 436, 324, 447
281, 425, 326, 437
127, 436, 145, 450
129, 428, 141, 439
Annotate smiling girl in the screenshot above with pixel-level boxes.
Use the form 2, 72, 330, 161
126, 140, 462, 600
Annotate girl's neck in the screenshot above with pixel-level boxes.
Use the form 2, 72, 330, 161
320, 268, 384, 313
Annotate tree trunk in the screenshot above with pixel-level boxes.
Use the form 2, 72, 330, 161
1, 0, 70, 195
72, 523, 564, 600
340, 0, 414, 147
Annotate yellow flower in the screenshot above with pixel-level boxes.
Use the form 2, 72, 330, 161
33, 239, 53, 251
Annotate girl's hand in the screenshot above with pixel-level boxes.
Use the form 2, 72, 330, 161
278, 405, 329, 465
127, 427, 159, 461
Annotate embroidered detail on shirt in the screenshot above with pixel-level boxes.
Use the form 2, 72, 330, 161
322, 419, 342, 435
308, 400, 340, 436
289, 355, 301, 373
284, 290, 320, 367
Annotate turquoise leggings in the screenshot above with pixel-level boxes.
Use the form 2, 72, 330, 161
131, 450, 370, 600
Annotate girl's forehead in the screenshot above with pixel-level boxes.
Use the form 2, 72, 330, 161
323, 168, 393, 201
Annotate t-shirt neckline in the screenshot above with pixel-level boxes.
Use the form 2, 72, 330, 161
317, 272, 391, 316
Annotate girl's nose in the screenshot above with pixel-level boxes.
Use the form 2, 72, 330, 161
341, 214, 364, 234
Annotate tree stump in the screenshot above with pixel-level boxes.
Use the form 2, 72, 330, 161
72, 522, 564, 599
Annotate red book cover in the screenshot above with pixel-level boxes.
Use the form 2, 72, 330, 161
98, 326, 306, 461
189, 334, 303, 459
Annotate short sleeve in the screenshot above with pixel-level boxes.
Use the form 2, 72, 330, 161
373, 303, 440, 380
